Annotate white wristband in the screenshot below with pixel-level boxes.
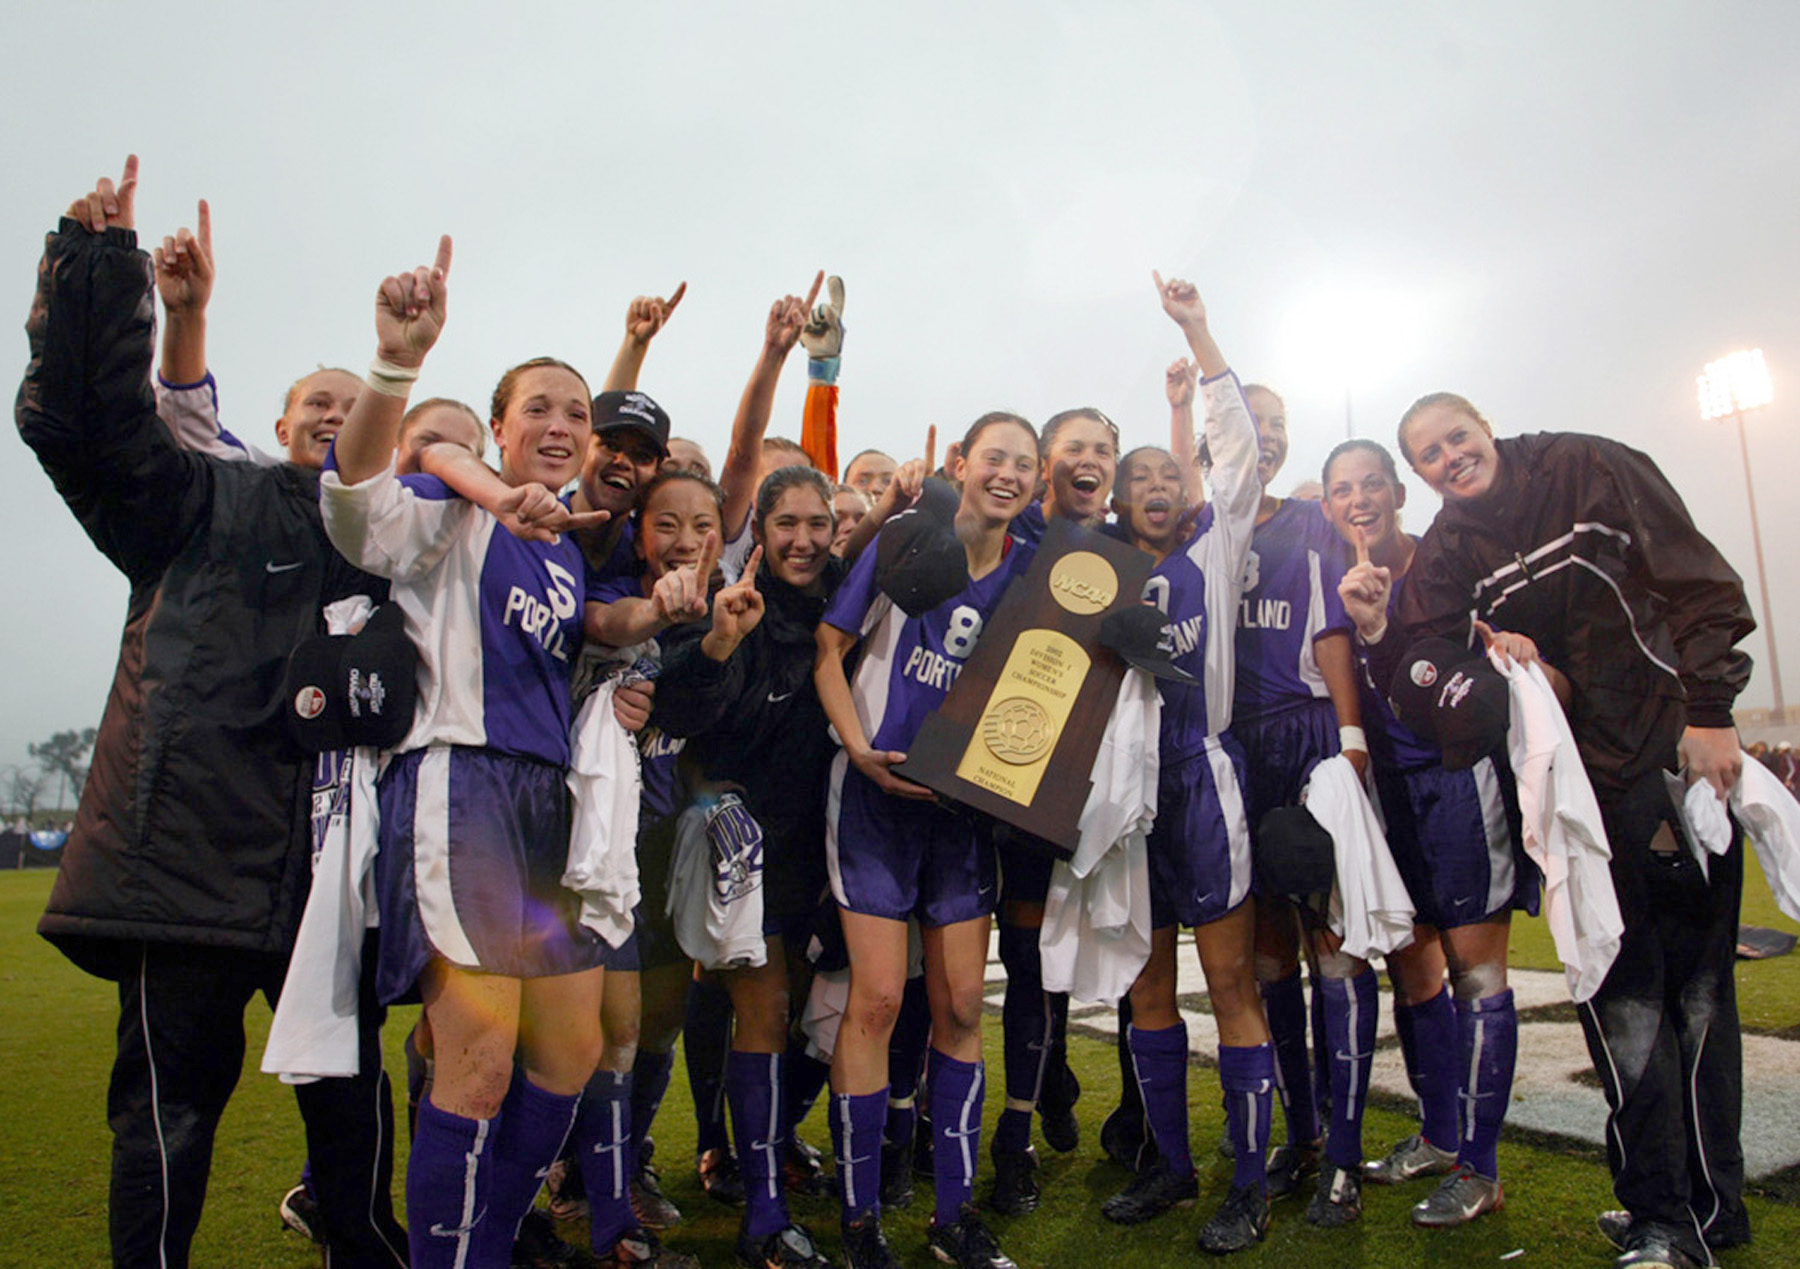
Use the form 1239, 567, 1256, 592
366, 357, 420, 399
1356, 620, 1388, 646
1339, 725, 1368, 754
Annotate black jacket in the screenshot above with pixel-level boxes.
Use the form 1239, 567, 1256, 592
1387, 432, 1753, 794
652, 559, 846, 918
17, 220, 358, 978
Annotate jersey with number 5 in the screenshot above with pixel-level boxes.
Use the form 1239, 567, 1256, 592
820, 530, 1035, 754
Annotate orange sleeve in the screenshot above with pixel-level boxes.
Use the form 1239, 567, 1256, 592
801, 381, 839, 481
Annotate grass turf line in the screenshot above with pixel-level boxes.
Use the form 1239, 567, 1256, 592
3, 864, 1797, 1266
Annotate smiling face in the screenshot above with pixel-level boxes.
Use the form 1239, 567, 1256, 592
758, 483, 836, 589
637, 477, 721, 581
1322, 445, 1406, 553
1400, 402, 1499, 502
1042, 413, 1119, 524
277, 369, 361, 469
581, 428, 664, 520
955, 419, 1039, 526
489, 365, 590, 489
1245, 386, 1289, 488
1112, 447, 1191, 554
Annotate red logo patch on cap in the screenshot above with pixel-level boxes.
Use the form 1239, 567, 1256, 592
294, 686, 327, 720
1409, 659, 1438, 688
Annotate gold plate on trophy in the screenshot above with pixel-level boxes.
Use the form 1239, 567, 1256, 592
957, 630, 1089, 805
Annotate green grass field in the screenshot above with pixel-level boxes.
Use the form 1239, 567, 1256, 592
3, 865, 1797, 1267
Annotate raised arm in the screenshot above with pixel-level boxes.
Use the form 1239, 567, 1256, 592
154, 198, 212, 387
599, 282, 686, 393
332, 236, 452, 484
19, 155, 212, 584
1156, 273, 1259, 531
799, 274, 845, 477
717, 273, 822, 539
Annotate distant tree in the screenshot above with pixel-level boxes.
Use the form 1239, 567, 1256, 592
2, 766, 44, 824
29, 727, 97, 810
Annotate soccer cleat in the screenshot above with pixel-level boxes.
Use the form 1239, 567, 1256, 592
632, 1156, 682, 1229
841, 1213, 902, 1269
1305, 1162, 1362, 1228
1598, 1210, 1632, 1251
513, 1210, 584, 1268
1264, 1141, 1319, 1200
278, 1184, 323, 1243
782, 1135, 828, 1197
1038, 1063, 1081, 1154
927, 1204, 1018, 1269
1101, 1155, 1199, 1225
1196, 1183, 1270, 1255
879, 1139, 915, 1210
987, 1146, 1041, 1216
1612, 1232, 1706, 1269
1410, 1164, 1504, 1227
544, 1155, 587, 1222
698, 1146, 747, 1206
1362, 1133, 1457, 1186
736, 1221, 831, 1269
593, 1224, 701, 1268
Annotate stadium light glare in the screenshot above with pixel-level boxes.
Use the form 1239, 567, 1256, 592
1697, 348, 1773, 421
1697, 347, 1782, 717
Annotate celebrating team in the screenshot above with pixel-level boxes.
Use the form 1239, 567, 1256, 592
22, 156, 1756, 1269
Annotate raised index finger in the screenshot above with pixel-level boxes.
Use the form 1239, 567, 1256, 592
1152, 268, 1166, 296
740, 544, 764, 584
803, 270, 824, 310
433, 234, 453, 280
1353, 524, 1371, 566
925, 424, 937, 474
195, 199, 213, 261
664, 281, 687, 313
696, 529, 722, 582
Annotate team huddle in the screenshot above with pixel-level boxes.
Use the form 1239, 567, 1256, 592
22, 157, 1760, 1269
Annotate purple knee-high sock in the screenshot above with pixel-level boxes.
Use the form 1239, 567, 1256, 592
1319, 970, 1378, 1170
575, 1069, 636, 1251
1395, 986, 1460, 1151
1260, 971, 1320, 1146
831, 1087, 889, 1223
729, 1051, 790, 1241
1128, 1023, 1193, 1176
472, 1076, 580, 1263
407, 1099, 495, 1268
630, 1047, 674, 1164
1456, 988, 1516, 1179
1309, 969, 1333, 1122
927, 1049, 985, 1223
1218, 1043, 1275, 1192
686, 978, 734, 1154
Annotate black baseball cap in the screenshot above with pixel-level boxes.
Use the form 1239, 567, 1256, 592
283, 604, 419, 753
592, 390, 671, 458
1099, 604, 1197, 684
1255, 806, 1336, 902
875, 478, 968, 617
1389, 637, 1510, 770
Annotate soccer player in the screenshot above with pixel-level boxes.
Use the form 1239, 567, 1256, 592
1321, 439, 1536, 1228
815, 413, 1041, 1269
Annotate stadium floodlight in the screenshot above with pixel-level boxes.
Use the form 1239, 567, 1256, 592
1697, 348, 1773, 421
1697, 348, 1782, 717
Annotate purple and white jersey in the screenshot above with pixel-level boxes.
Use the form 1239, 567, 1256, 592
1230, 498, 1351, 722
1142, 371, 1263, 759
1358, 558, 1442, 771
821, 531, 1034, 754
321, 461, 595, 766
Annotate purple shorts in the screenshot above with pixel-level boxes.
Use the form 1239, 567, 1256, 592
375, 746, 612, 1004
1147, 735, 1253, 929
825, 750, 997, 927
1373, 756, 1539, 930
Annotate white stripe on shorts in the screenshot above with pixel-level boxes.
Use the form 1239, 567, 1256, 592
413, 746, 481, 967
1473, 756, 1515, 918
1208, 735, 1253, 914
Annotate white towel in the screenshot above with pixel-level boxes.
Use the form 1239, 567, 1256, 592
1497, 654, 1622, 1002
1303, 754, 1414, 960
1730, 754, 1800, 923
564, 680, 642, 949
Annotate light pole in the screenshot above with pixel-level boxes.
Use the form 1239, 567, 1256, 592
1697, 348, 1783, 717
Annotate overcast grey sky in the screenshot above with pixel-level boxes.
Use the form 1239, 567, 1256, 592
3, 1, 1798, 779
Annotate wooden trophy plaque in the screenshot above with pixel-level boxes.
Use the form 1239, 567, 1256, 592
895, 517, 1151, 857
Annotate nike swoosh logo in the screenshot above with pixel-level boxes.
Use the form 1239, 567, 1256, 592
265, 561, 304, 573
767, 690, 795, 702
